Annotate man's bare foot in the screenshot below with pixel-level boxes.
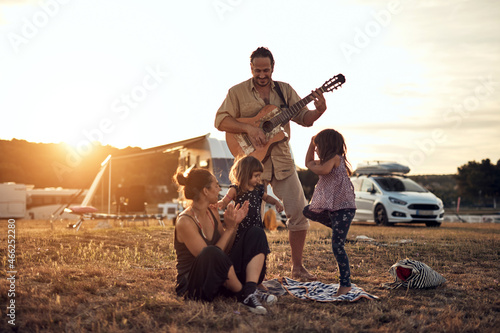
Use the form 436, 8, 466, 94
335, 286, 352, 297
291, 267, 317, 282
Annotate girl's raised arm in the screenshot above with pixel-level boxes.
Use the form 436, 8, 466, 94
306, 136, 339, 175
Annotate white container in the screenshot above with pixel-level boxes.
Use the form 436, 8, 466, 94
0, 183, 26, 219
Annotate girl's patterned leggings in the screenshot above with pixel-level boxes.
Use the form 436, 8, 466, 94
303, 206, 356, 287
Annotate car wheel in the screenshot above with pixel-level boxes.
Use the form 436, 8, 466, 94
374, 205, 389, 226
425, 221, 441, 228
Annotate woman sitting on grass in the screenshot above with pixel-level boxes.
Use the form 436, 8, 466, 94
173, 168, 274, 315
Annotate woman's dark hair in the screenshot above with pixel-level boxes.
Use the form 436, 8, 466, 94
250, 47, 275, 68
174, 168, 213, 201
314, 129, 353, 175
229, 156, 264, 194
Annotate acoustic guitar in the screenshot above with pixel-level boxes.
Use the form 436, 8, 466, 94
225, 74, 346, 161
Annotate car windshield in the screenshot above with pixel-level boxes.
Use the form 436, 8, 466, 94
374, 177, 428, 193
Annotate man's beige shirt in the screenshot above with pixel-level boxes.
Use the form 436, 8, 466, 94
215, 79, 310, 181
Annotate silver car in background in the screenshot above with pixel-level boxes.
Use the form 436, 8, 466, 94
350, 173, 445, 227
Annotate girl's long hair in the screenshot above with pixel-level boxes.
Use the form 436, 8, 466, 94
229, 155, 264, 194
314, 129, 353, 175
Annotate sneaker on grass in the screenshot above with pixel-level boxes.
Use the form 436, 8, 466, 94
255, 289, 278, 305
240, 292, 267, 315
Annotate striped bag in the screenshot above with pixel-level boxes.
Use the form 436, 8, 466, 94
383, 259, 446, 289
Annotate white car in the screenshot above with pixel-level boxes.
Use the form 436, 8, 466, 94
350, 174, 445, 227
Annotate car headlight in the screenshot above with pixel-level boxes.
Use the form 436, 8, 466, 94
389, 197, 407, 205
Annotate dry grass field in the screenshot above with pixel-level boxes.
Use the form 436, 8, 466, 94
1, 218, 499, 332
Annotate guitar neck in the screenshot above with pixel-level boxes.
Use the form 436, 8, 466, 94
271, 87, 325, 127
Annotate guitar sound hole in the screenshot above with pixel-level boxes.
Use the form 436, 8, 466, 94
262, 121, 274, 133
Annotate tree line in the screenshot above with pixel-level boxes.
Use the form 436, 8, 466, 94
1, 139, 498, 209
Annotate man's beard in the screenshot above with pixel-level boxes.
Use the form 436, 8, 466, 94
255, 77, 270, 87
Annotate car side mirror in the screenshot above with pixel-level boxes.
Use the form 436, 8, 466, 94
368, 186, 376, 194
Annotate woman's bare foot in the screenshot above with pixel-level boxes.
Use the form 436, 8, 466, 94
335, 286, 352, 297
291, 267, 317, 282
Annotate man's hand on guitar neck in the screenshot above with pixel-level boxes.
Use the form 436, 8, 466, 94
312, 88, 327, 114
303, 89, 327, 126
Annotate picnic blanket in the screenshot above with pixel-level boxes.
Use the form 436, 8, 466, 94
262, 278, 379, 302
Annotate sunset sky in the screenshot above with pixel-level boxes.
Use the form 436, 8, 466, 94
1, 0, 499, 175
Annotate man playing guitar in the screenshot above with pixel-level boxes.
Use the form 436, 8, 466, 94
214, 47, 328, 281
